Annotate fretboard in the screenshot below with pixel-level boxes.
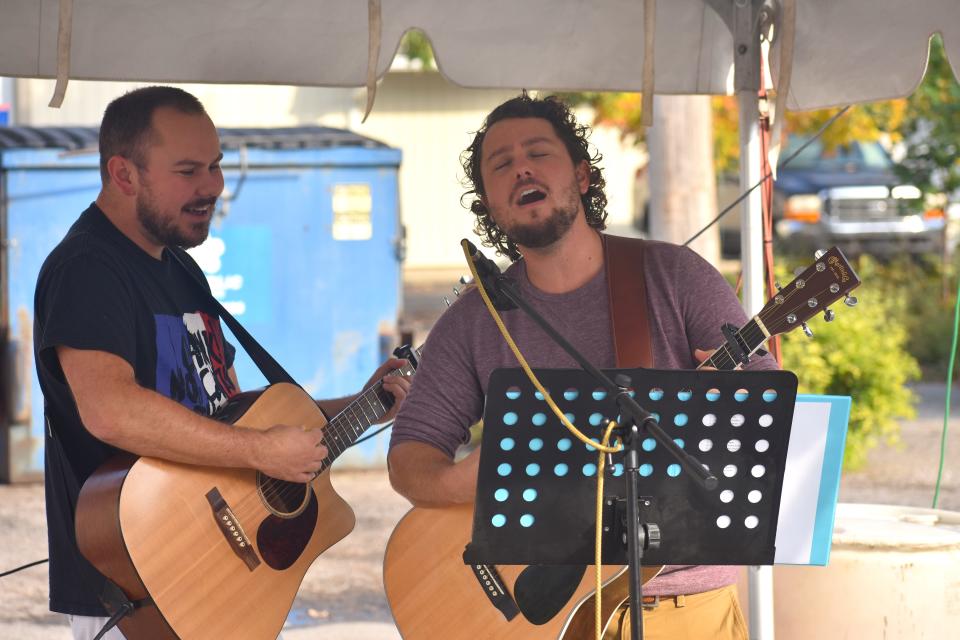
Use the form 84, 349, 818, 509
319, 348, 421, 469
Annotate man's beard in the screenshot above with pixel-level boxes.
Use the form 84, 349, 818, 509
136, 188, 213, 250
499, 179, 581, 250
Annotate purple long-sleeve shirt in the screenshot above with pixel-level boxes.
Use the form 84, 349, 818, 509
391, 237, 777, 596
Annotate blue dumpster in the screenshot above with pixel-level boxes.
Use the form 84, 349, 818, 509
1, 126, 403, 482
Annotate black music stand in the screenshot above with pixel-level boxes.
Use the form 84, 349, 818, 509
463, 366, 797, 630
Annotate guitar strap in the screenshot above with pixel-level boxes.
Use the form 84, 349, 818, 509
603, 234, 654, 369
506, 235, 655, 619
168, 247, 298, 386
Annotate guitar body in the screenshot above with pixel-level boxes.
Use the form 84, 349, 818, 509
384, 504, 661, 639
76, 383, 356, 640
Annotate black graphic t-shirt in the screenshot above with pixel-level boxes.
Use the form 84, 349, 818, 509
34, 203, 238, 615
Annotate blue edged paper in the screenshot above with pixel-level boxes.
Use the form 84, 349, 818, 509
773, 394, 851, 566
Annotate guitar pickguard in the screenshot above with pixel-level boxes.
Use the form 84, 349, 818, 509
513, 565, 588, 625
256, 490, 319, 570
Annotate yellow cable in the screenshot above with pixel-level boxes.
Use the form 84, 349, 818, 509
460, 241, 621, 455
460, 240, 623, 640
595, 420, 619, 639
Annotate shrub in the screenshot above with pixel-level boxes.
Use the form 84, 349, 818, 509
778, 256, 921, 470
878, 254, 960, 379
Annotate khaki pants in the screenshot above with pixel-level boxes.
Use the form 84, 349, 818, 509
605, 584, 748, 640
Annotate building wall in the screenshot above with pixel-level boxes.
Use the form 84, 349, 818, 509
11, 74, 644, 270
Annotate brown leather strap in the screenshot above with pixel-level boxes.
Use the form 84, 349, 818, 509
603, 234, 653, 368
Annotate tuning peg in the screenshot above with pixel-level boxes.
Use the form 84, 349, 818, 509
843, 294, 858, 307
442, 296, 452, 308
823, 308, 835, 322
801, 322, 814, 338
814, 249, 827, 259
452, 286, 462, 297
774, 281, 782, 291
459, 275, 472, 285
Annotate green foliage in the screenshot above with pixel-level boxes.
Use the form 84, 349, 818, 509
782, 101, 907, 150
398, 30, 436, 68
865, 252, 960, 379
903, 282, 959, 376
561, 92, 740, 172
778, 255, 920, 470
895, 35, 960, 200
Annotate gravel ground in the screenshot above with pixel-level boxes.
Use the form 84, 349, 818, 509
838, 382, 960, 511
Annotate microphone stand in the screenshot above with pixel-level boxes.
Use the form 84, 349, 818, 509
465, 241, 718, 640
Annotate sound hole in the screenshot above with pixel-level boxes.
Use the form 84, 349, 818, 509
257, 474, 310, 517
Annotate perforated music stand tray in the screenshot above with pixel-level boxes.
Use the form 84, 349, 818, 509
463, 366, 798, 566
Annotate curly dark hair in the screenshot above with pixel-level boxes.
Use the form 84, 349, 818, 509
461, 93, 607, 261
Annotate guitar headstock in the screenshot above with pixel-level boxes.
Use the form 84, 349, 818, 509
758, 247, 861, 338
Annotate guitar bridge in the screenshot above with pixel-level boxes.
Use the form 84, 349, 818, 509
206, 488, 261, 571
467, 562, 520, 622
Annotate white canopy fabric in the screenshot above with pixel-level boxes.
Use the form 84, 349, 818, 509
2, 0, 957, 112
777, 0, 960, 110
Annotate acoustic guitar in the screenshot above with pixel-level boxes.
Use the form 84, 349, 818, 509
384, 248, 861, 639
76, 350, 419, 640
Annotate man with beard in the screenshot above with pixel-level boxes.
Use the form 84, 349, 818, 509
34, 86, 411, 640
387, 94, 775, 639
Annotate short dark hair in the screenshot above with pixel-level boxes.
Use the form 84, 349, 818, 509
461, 93, 608, 261
99, 86, 206, 182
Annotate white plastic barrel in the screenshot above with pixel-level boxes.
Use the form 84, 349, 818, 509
765, 503, 960, 639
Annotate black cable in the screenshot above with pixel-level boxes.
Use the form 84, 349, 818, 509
0, 558, 48, 578
683, 105, 852, 247
92, 602, 134, 640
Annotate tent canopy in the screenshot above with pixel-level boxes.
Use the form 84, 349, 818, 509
2, 0, 958, 111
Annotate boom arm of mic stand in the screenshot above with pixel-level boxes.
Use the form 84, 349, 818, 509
491, 275, 718, 491
616, 392, 719, 491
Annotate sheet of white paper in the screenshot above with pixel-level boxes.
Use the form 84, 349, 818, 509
774, 395, 850, 565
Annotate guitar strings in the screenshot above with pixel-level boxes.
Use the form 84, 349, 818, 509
251, 383, 383, 508
705, 276, 842, 371
268, 352, 421, 506
256, 382, 389, 508
258, 361, 414, 509
208, 360, 419, 524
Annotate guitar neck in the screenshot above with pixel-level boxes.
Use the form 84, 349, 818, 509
696, 247, 863, 373
700, 317, 769, 371
320, 347, 421, 468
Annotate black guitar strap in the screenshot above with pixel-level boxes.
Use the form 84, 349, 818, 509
168, 247, 298, 386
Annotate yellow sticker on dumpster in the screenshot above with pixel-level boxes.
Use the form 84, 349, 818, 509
332, 184, 372, 240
